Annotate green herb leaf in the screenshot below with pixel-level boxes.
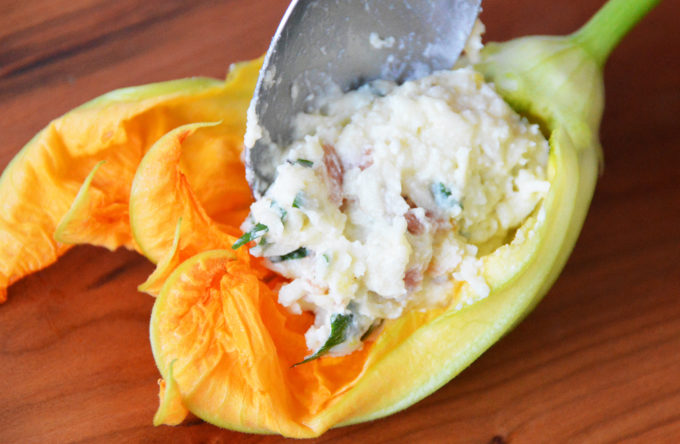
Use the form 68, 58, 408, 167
295, 158, 314, 167
292, 191, 305, 209
269, 246, 308, 262
430, 182, 462, 209
231, 223, 268, 249
294, 313, 354, 366
271, 201, 287, 222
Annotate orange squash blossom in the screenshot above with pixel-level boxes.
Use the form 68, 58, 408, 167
0, 0, 659, 437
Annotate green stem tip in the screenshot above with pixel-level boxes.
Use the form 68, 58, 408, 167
571, 0, 661, 67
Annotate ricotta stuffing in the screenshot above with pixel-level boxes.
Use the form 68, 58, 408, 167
240, 50, 549, 359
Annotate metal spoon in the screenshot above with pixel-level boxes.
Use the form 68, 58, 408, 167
245, 0, 481, 197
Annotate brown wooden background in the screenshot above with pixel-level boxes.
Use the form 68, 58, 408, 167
1, 0, 678, 442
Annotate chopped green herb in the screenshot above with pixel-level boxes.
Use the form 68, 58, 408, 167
269, 247, 308, 262
231, 223, 268, 249
294, 313, 354, 366
430, 182, 462, 209
322, 253, 331, 264
270, 201, 287, 222
292, 191, 306, 209
296, 158, 314, 167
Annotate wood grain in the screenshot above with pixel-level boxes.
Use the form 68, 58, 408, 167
1, 0, 678, 442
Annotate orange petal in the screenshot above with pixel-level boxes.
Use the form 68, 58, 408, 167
150, 250, 376, 437
129, 122, 249, 265
0, 58, 262, 301
55, 161, 137, 250
137, 218, 185, 297
153, 361, 189, 426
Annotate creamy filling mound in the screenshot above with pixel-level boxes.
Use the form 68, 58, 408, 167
240, 66, 550, 359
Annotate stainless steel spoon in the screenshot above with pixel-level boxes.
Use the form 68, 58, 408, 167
245, 0, 481, 197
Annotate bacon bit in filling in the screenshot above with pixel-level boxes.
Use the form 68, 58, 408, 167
405, 210, 425, 235
403, 195, 417, 209
322, 144, 344, 206
402, 196, 426, 235
404, 267, 424, 292
358, 148, 374, 171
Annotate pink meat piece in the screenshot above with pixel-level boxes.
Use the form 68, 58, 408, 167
405, 210, 425, 235
404, 267, 424, 292
323, 144, 344, 206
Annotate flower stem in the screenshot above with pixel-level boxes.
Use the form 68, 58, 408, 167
571, 0, 661, 68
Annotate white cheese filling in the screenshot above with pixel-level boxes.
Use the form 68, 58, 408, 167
241, 65, 549, 358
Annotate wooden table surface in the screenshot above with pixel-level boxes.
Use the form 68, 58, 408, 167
1, 0, 678, 442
